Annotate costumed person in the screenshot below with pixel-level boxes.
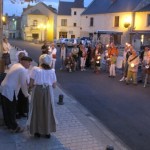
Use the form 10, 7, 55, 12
109, 54, 117, 77
64, 53, 75, 72
48, 43, 57, 69
0, 56, 32, 133
80, 44, 87, 71
142, 50, 150, 87
15, 50, 30, 119
93, 44, 103, 73
119, 43, 132, 81
108, 42, 119, 58
71, 43, 79, 71
60, 43, 67, 70
126, 50, 140, 85
41, 40, 49, 54
27, 54, 57, 138
2, 37, 11, 70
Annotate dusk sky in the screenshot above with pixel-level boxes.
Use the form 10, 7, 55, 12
4, 0, 93, 16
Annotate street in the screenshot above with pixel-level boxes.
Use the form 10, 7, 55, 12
10, 40, 150, 150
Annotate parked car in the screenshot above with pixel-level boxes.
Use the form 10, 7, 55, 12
56, 38, 68, 46
66, 38, 74, 47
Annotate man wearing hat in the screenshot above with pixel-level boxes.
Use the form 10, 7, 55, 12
0, 56, 32, 133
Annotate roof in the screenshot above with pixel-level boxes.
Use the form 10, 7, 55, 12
82, 0, 143, 15
28, 9, 44, 15
58, 0, 84, 15
136, 4, 150, 11
22, 2, 57, 15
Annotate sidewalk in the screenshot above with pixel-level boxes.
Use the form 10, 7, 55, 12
0, 46, 130, 150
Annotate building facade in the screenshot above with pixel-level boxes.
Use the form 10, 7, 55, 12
3, 15, 21, 39
21, 2, 57, 42
57, 0, 85, 39
81, 0, 150, 48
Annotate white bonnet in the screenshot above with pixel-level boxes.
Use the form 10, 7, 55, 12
39, 54, 52, 65
16, 50, 28, 62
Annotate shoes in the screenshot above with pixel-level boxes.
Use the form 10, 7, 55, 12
16, 113, 27, 119
34, 133, 41, 138
11, 126, 24, 133
45, 134, 51, 139
119, 77, 125, 81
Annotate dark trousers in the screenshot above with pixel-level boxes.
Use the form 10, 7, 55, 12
17, 89, 28, 115
1, 94, 18, 130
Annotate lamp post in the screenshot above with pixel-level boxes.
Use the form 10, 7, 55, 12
38, 24, 46, 42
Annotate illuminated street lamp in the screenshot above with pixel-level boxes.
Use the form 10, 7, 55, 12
38, 23, 46, 42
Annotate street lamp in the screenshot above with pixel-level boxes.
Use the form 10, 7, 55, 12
38, 24, 46, 42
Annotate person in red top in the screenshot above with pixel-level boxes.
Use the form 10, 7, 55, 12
108, 42, 119, 58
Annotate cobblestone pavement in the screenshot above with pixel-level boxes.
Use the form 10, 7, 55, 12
0, 47, 130, 150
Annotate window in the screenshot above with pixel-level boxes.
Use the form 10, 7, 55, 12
147, 14, 150, 26
61, 19, 67, 26
59, 32, 67, 38
74, 11, 77, 15
90, 17, 94, 26
114, 16, 119, 27
73, 23, 77, 27
33, 20, 38, 26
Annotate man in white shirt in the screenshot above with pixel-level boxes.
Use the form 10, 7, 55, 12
0, 56, 32, 133
48, 43, 57, 69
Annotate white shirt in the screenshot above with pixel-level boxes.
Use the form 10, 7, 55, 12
1, 63, 29, 101
60, 47, 67, 60
48, 47, 57, 60
2, 42, 11, 54
30, 66, 57, 85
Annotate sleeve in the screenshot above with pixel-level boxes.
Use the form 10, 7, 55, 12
30, 66, 37, 80
51, 69, 57, 83
20, 69, 29, 98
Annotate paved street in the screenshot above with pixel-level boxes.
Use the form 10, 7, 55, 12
6, 40, 150, 150
0, 46, 129, 150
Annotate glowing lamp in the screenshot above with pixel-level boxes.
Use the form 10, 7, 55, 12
106, 44, 109, 48
131, 63, 135, 68
97, 56, 101, 60
145, 65, 149, 69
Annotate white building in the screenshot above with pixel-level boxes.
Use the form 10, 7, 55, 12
21, 2, 57, 42
57, 0, 85, 39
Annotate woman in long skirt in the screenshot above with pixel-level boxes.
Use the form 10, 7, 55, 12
28, 54, 57, 138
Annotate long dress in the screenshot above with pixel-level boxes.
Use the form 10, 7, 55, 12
27, 66, 57, 135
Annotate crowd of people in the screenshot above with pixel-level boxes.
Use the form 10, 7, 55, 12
40, 40, 150, 87
0, 37, 150, 139
0, 38, 57, 138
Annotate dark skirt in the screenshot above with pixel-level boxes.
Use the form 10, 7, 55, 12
2, 53, 11, 65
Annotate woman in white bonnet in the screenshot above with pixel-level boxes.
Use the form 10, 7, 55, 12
28, 54, 57, 138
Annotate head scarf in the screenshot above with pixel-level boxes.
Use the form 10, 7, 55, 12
39, 54, 52, 65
